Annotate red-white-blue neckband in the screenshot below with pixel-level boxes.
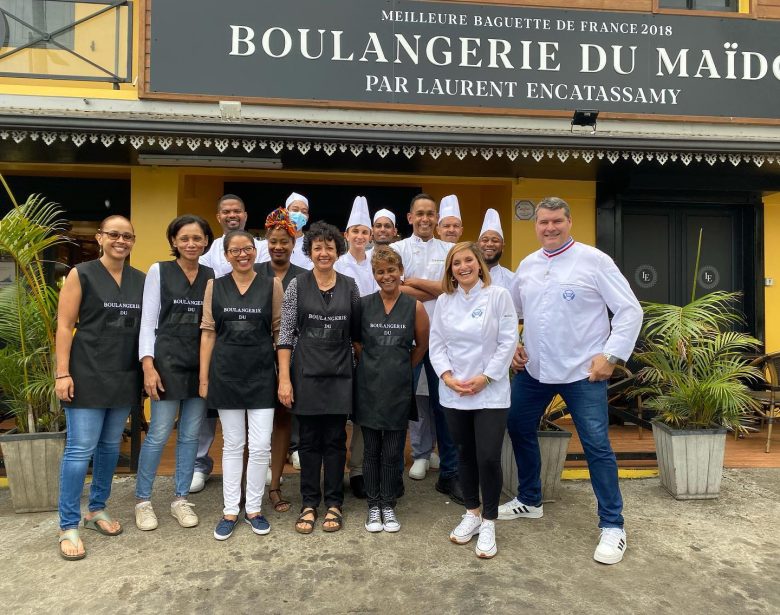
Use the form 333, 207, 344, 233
542, 237, 575, 258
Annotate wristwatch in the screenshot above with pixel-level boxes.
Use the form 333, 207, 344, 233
602, 353, 619, 365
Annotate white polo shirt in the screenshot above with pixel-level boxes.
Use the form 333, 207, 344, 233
390, 235, 451, 319
511, 241, 642, 384
199, 235, 269, 278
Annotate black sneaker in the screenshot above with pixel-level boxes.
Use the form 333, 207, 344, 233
435, 476, 465, 505
350, 475, 367, 499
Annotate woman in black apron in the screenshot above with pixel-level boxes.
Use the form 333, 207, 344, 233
134, 215, 214, 531
255, 207, 305, 513
199, 230, 282, 541
55, 215, 145, 560
277, 221, 360, 534
354, 247, 429, 534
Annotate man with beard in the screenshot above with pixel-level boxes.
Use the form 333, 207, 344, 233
477, 208, 515, 291
372, 208, 399, 246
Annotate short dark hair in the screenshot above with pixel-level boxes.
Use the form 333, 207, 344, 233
535, 197, 571, 219
409, 193, 436, 212
217, 194, 245, 212
223, 229, 255, 253
303, 221, 347, 258
370, 246, 403, 273
166, 214, 214, 258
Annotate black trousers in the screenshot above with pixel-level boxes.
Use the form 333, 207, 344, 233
361, 426, 406, 509
443, 406, 508, 520
297, 414, 348, 509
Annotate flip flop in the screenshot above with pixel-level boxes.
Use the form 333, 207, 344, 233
83, 510, 123, 536
59, 529, 86, 561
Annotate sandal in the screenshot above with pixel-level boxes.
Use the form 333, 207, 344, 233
295, 507, 318, 535
83, 510, 123, 536
322, 507, 343, 533
268, 488, 291, 513
59, 529, 86, 561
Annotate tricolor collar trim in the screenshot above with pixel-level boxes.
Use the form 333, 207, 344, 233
543, 238, 575, 258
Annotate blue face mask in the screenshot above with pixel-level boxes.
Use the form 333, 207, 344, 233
289, 211, 308, 231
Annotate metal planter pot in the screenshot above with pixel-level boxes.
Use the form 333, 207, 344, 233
652, 420, 727, 500
501, 426, 572, 503
0, 431, 65, 513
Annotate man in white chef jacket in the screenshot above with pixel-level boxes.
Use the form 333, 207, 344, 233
500, 196, 642, 565
477, 208, 515, 291
334, 196, 380, 499
190, 193, 269, 493
372, 208, 399, 246
390, 193, 462, 504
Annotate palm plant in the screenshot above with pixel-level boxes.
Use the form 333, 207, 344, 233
629, 290, 762, 434
0, 175, 69, 433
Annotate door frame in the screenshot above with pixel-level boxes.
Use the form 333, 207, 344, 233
596, 188, 765, 346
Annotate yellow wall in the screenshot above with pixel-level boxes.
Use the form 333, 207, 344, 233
129, 167, 180, 272
764, 193, 780, 352
510, 179, 597, 267
179, 175, 225, 237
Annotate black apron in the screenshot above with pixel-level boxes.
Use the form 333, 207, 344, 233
291, 271, 355, 416
354, 292, 417, 431
66, 259, 145, 408
254, 261, 306, 292
206, 274, 276, 409
153, 261, 214, 400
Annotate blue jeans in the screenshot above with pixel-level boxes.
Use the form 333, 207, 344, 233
135, 397, 206, 500
409, 352, 458, 479
507, 370, 624, 529
58, 407, 130, 530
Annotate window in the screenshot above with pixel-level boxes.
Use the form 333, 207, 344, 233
0, 0, 75, 50
657, 0, 739, 10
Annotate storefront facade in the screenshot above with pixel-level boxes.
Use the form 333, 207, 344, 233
1, 0, 780, 347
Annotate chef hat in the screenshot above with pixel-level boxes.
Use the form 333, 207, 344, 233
479, 208, 504, 240
372, 208, 396, 226
285, 192, 309, 208
438, 194, 461, 223
346, 196, 371, 229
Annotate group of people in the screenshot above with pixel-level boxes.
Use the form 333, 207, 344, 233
54, 190, 643, 567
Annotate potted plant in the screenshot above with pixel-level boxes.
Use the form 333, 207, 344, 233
629, 289, 761, 500
0, 176, 70, 512
502, 395, 572, 503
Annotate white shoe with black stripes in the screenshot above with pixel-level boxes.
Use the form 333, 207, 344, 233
593, 528, 627, 564
497, 497, 543, 520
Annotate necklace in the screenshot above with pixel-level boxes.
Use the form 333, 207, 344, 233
315, 271, 337, 289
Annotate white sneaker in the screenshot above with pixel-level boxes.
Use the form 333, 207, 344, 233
189, 471, 209, 493
382, 507, 401, 533
429, 452, 440, 470
365, 506, 383, 533
475, 520, 497, 558
291, 451, 301, 470
135, 501, 158, 531
449, 512, 482, 545
170, 500, 199, 528
497, 497, 543, 520
409, 458, 429, 480
594, 528, 627, 564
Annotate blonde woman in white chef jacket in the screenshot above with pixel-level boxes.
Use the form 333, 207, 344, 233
429, 241, 518, 559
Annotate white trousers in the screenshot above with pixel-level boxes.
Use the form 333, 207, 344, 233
217, 408, 274, 516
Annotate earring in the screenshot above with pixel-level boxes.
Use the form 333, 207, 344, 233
478, 270, 483, 279
450, 276, 457, 285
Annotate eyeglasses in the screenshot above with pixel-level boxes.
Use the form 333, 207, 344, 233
227, 246, 256, 256
100, 230, 136, 241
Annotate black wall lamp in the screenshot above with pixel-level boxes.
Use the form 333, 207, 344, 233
571, 109, 599, 134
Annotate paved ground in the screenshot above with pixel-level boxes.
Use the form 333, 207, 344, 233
0, 469, 778, 615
